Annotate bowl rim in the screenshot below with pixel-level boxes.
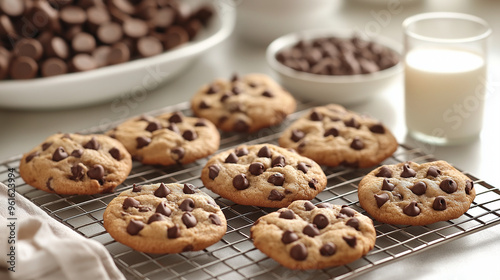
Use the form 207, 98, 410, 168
266, 28, 403, 84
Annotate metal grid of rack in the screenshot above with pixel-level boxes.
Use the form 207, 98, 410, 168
2, 101, 500, 280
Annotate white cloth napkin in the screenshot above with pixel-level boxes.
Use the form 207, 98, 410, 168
0, 182, 125, 280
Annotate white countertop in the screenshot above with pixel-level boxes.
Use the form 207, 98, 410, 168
1, 0, 499, 279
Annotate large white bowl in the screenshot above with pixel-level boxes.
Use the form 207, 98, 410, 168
266, 29, 403, 105
0, 1, 235, 110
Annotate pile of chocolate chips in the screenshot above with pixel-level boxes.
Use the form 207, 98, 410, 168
276, 35, 399, 76
0, 0, 213, 80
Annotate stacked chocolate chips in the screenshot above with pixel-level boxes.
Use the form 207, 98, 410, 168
276, 35, 399, 76
0, 0, 213, 80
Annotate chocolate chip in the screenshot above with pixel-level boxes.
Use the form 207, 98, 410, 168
271, 155, 286, 167
344, 118, 360, 129
318, 203, 333, 209
180, 198, 195, 212
293, 162, 308, 174
303, 224, 320, 237
155, 202, 171, 217
350, 137, 364, 150
171, 147, 185, 161
310, 110, 323, 121
262, 90, 273, 97
401, 163, 416, 178
343, 236, 357, 247
440, 179, 458, 194
198, 100, 210, 109
168, 112, 183, 123
109, 147, 121, 160
206, 84, 218, 94
266, 173, 285, 186
433, 196, 447, 211
122, 197, 140, 210
279, 209, 295, 219
369, 124, 385, 134
381, 179, 395, 191
46, 177, 54, 191
257, 146, 272, 158
87, 164, 104, 180
426, 166, 441, 178
291, 129, 305, 142
70, 164, 85, 181
233, 174, 249, 190
126, 220, 144, 235
136, 136, 151, 149
52, 147, 68, 161
235, 147, 248, 157
154, 183, 171, 198
230, 73, 238, 82
465, 180, 474, 195
71, 149, 83, 158
83, 137, 100, 150
403, 201, 421, 216
268, 189, 285, 201
324, 127, 339, 137
290, 243, 308, 261
231, 86, 241, 95
304, 201, 316, 211
194, 119, 207, 127
308, 179, 318, 190
147, 213, 166, 224
182, 212, 197, 228
320, 243, 336, 256
208, 165, 220, 180
182, 130, 197, 141
138, 206, 151, 212
411, 181, 427, 195
233, 120, 249, 132
42, 142, 52, 151
183, 183, 197, 194
346, 218, 360, 230
167, 123, 180, 134
220, 92, 231, 102
374, 193, 390, 208
376, 166, 392, 178
146, 121, 162, 132
313, 214, 329, 229
205, 214, 220, 226
225, 152, 238, 163
132, 184, 142, 192
339, 206, 355, 217
281, 230, 298, 244
167, 225, 180, 239
26, 151, 39, 163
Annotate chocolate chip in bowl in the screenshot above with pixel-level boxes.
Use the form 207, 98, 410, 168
266, 29, 403, 105
0, 0, 235, 109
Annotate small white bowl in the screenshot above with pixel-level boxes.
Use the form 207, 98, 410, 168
0, 0, 235, 110
266, 29, 403, 105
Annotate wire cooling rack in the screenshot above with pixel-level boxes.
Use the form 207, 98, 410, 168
2, 101, 500, 280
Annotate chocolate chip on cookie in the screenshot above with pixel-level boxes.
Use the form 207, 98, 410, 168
19, 133, 132, 195
358, 161, 476, 225
201, 144, 327, 208
250, 200, 376, 270
279, 104, 397, 168
103, 183, 227, 254
106, 111, 220, 166
191, 73, 296, 133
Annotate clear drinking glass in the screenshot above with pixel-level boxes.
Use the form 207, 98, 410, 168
403, 12, 491, 145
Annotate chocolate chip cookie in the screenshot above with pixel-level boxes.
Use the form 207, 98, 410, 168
103, 183, 226, 254
358, 161, 476, 225
278, 104, 398, 168
19, 133, 132, 195
250, 201, 376, 270
190, 73, 297, 132
107, 111, 220, 165
201, 144, 327, 208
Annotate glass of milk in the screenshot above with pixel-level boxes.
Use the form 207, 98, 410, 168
403, 13, 491, 145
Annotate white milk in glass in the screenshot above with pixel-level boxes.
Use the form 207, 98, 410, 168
405, 47, 486, 143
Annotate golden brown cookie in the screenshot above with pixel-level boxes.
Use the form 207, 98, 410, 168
19, 133, 131, 195
358, 161, 476, 225
250, 200, 376, 270
107, 111, 220, 165
103, 183, 227, 254
201, 144, 327, 208
190, 73, 296, 132
279, 104, 398, 168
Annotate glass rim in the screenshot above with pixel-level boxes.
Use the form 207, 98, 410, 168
403, 12, 492, 43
